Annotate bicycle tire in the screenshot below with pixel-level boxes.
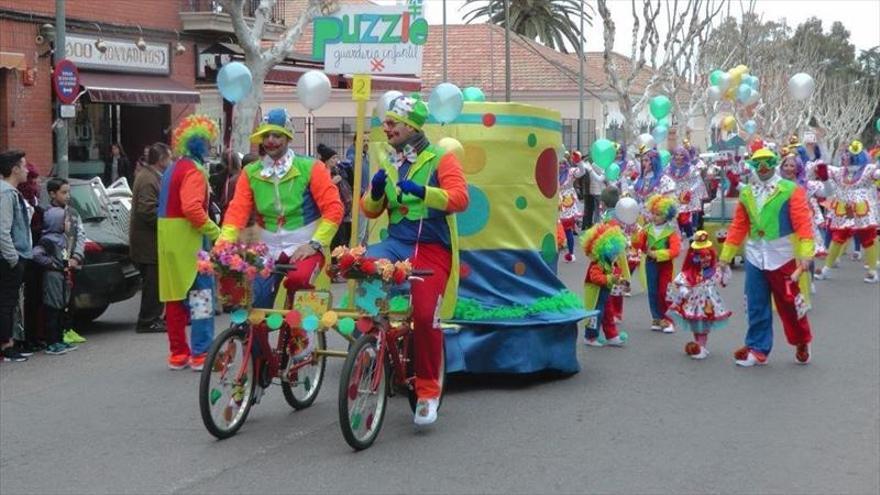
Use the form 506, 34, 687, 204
407, 337, 447, 413
338, 333, 388, 451
281, 331, 327, 410
199, 326, 256, 440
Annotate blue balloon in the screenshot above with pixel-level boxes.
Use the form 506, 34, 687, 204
744, 120, 757, 135
747, 75, 759, 89
429, 83, 464, 124
217, 62, 253, 103
737, 83, 751, 103
462, 86, 486, 102
652, 124, 669, 142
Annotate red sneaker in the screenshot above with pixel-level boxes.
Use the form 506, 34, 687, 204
732, 346, 749, 361
735, 350, 768, 367
168, 353, 190, 370
190, 353, 207, 371
795, 344, 811, 364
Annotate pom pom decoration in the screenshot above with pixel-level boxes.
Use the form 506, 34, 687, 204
172, 114, 219, 161
284, 310, 302, 328
338, 317, 356, 336
685, 342, 701, 356
645, 194, 678, 223
320, 310, 338, 328
266, 313, 283, 330
302, 315, 320, 333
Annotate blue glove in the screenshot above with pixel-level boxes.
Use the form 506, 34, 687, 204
370, 169, 387, 200
398, 180, 426, 199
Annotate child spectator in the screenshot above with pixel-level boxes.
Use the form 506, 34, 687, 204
32, 206, 76, 355
45, 178, 86, 345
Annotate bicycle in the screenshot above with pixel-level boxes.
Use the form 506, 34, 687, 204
336, 268, 447, 451
198, 264, 350, 439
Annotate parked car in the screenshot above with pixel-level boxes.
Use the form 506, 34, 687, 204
39, 178, 142, 323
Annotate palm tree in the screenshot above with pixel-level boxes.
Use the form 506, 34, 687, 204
462, 0, 591, 54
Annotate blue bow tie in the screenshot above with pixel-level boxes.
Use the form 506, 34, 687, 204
390, 145, 419, 169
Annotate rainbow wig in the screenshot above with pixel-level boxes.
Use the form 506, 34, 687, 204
172, 115, 219, 163
581, 223, 627, 266
634, 148, 663, 192
645, 194, 677, 223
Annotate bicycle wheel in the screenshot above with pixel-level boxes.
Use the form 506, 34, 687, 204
338, 333, 387, 451
407, 336, 446, 413
281, 331, 327, 410
199, 326, 256, 439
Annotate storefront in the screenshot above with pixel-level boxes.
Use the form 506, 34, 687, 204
64, 34, 199, 180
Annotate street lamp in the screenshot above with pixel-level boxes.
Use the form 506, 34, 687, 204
94, 23, 107, 53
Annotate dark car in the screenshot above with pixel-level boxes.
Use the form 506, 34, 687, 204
39, 178, 142, 322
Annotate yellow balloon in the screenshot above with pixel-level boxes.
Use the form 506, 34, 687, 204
320, 310, 339, 328
722, 115, 737, 132
437, 137, 465, 163
725, 87, 737, 101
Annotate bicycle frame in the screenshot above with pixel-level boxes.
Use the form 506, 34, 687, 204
363, 314, 414, 394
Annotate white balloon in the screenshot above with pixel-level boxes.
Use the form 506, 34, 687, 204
717, 72, 732, 91
373, 90, 403, 119
615, 197, 640, 226
637, 133, 655, 149
707, 85, 722, 102
788, 73, 815, 101
745, 88, 761, 105
297, 70, 332, 110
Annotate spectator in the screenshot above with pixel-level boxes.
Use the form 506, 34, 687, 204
0, 149, 34, 362
216, 150, 242, 221
104, 142, 132, 186
134, 145, 150, 178
32, 206, 75, 355
17, 162, 46, 352
319, 143, 353, 250
130, 143, 171, 333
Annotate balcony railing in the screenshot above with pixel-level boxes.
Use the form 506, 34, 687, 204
179, 0, 287, 24
179, 0, 288, 38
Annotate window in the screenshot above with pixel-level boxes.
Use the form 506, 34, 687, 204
313, 116, 371, 157
562, 119, 596, 152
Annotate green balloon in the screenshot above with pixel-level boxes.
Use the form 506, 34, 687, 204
649, 95, 672, 120
657, 116, 670, 127
590, 138, 616, 168
709, 69, 724, 86
338, 317, 355, 336
606, 163, 620, 182
462, 86, 486, 102
659, 149, 672, 167
876, 117, 880, 133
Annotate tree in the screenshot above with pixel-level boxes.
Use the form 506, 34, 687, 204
596, 0, 726, 145
219, 0, 338, 154
462, 0, 590, 54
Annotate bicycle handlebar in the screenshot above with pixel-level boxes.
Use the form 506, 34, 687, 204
410, 269, 433, 277
273, 264, 297, 274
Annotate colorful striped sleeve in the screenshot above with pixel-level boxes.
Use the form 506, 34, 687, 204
219, 171, 254, 242
423, 152, 469, 213
308, 160, 344, 247
180, 167, 219, 240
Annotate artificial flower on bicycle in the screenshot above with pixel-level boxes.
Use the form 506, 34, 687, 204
328, 246, 413, 285
197, 241, 275, 307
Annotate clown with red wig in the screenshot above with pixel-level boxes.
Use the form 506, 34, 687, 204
667, 230, 731, 360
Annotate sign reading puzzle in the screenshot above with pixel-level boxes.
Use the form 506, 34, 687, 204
312, 0, 427, 76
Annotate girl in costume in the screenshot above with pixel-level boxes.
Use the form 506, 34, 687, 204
624, 146, 676, 214
581, 223, 630, 347
632, 194, 681, 333
814, 140, 880, 283
779, 148, 828, 259
558, 154, 587, 262
666, 146, 708, 240
667, 230, 732, 360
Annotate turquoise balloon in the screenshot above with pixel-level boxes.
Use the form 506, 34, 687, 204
736, 83, 751, 103
462, 86, 486, 102
302, 315, 319, 333
652, 124, 669, 142
590, 139, 616, 168
659, 149, 671, 167
217, 62, 252, 103
649, 95, 672, 119
876, 118, 880, 133
709, 69, 724, 86
743, 120, 757, 135
657, 116, 670, 127
231, 309, 248, 325
429, 82, 464, 124
606, 163, 621, 182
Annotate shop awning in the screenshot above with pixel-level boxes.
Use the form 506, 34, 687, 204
80, 72, 201, 104
0, 52, 26, 71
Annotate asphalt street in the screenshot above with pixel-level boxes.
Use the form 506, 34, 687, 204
1, 254, 878, 495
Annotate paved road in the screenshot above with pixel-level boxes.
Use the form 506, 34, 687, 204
2, 255, 878, 494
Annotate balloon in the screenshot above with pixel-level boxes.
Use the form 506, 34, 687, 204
746, 75, 759, 89
605, 163, 621, 182
320, 310, 338, 328
462, 86, 486, 102
717, 72, 732, 91
217, 62, 252, 103
743, 120, 757, 135
297, 70, 331, 110
789, 73, 815, 101
302, 314, 319, 333
337, 317, 355, 336
429, 82, 464, 124
721, 115, 737, 133
437, 137, 465, 162
590, 139, 616, 168
649, 95, 672, 119
737, 83, 752, 103
652, 124, 669, 143
657, 116, 670, 127
724, 87, 736, 101
659, 149, 671, 167
876, 117, 880, 133
637, 133, 656, 149
709, 69, 724, 86
615, 197, 640, 226
373, 90, 403, 118
745, 89, 761, 105
707, 86, 722, 102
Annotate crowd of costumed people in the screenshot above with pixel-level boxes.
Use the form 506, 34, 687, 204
556, 132, 880, 366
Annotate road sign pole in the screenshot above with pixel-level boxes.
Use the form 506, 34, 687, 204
347, 74, 371, 309
54, 0, 68, 178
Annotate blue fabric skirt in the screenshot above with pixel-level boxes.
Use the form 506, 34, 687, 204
444, 323, 580, 375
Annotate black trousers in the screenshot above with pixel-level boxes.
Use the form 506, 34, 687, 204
45, 306, 63, 345
0, 258, 24, 343
137, 263, 163, 327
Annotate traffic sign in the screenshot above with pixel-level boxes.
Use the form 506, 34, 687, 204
53, 59, 80, 105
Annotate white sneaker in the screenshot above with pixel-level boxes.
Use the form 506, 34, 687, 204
735, 351, 768, 367
650, 320, 662, 331
413, 398, 439, 426
584, 338, 604, 347
662, 322, 676, 334
810, 282, 816, 294
864, 271, 878, 284
814, 266, 831, 280
605, 335, 626, 347
832, 259, 840, 268
851, 251, 863, 262
691, 346, 710, 360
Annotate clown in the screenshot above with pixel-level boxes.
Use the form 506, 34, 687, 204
558, 150, 587, 262
814, 140, 880, 283
362, 93, 469, 426
614, 143, 637, 191
667, 230, 732, 360
158, 115, 222, 371
632, 194, 681, 333
624, 145, 676, 213
581, 223, 630, 347
720, 148, 814, 367
220, 108, 344, 307
666, 145, 708, 240
778, 146, 827, 259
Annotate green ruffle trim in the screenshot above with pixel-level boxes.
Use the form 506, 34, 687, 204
453, 290, 584, 321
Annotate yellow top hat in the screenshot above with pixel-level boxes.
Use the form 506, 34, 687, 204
690, 230, 713, 250
849, 140, 864, 155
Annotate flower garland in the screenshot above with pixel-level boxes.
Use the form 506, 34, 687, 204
198, 241, 274, 307
328, 246, 413, 285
